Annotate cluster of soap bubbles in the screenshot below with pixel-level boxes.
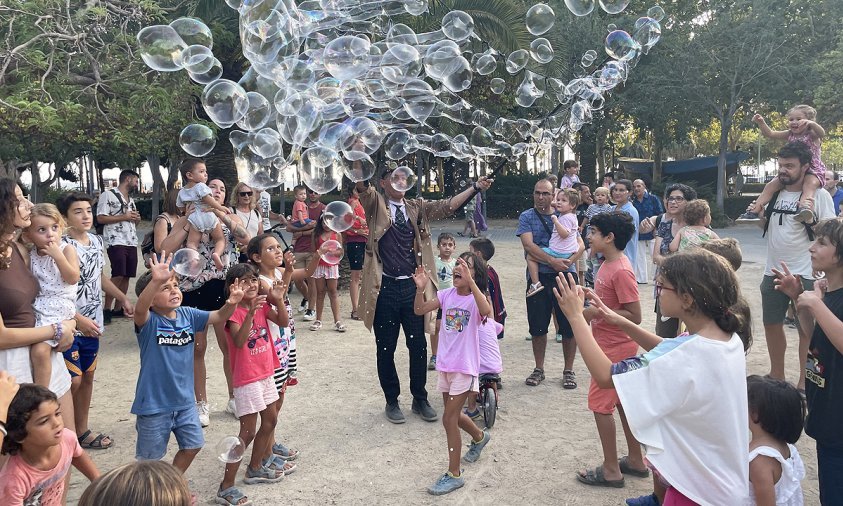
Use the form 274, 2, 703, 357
138, 0, 664, 193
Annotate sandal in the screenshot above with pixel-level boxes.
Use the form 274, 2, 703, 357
264, 455, 297, 475
272, 442, 300, 461
618, 456, 650, 477
243, 464, 284, 484
309, 320, 322, 331
563, 370, 577, 390
215, 486, 253, 505
350, 310, 361, 321
576, 466, 625, 488
526, 282, 544, 298
334, 321, 347, 332
77, 430, 113, 450
525, 368, 545, 386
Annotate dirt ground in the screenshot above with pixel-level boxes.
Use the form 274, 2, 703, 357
66, 220, 820, 505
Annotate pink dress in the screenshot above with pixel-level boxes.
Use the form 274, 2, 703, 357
789, 132, 826, 184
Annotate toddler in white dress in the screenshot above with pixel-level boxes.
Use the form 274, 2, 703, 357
177, 159, 230, 270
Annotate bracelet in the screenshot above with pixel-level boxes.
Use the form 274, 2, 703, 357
183, 225, 190, 233
0, 421, 6, 437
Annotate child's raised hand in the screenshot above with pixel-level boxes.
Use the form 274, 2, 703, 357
149, 251, 174, 282
283, 251, 295, 272
752, 113, 764, 124
585, 288, 627, 327
270, 279, 288, 300
226, 278, 246, 304
552, 272, 585, 318
249, 295, 267, 313
771, 262, 803, 301
412, 265, 430, 290
40, 240, 63, 259
454, 257, 476, 287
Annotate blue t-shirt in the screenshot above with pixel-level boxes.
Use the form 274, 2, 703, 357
617, 202, 640, 268
516, 208, 573, 275
831, 189, 843, 216
131, 307, 210, 415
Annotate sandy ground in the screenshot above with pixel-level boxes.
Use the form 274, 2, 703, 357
66, 220, 820, 505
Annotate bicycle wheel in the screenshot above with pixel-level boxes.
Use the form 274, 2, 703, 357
482, 385, 497, 428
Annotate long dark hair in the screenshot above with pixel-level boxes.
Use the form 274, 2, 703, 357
0, 179, 20, 269
458, 251, 488, 293
312, 210, 329, 244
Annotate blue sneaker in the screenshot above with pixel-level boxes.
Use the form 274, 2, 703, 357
462, 430, 490, 463
626, 493, 660, 506
427, 471, 465, 495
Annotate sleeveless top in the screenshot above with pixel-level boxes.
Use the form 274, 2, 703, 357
746, 444, 805, 506
316, 231, 339, 268
234, 207, 260, 239
31, 243, 78, 326
789, 132, 826, 178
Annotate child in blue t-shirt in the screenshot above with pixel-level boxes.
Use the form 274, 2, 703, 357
132, 252, 245, 473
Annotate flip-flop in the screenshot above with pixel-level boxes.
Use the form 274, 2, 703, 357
618, 456, 650, 478
576, 466, 625, 488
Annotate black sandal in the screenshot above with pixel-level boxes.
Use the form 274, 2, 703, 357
525, 368, 545, 386
77, 430, 113, 449
562, 370, 577, 390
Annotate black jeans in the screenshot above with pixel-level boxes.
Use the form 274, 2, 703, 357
374, 276, 428, 404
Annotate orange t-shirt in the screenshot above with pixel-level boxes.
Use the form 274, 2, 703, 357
591, 255, 640, 351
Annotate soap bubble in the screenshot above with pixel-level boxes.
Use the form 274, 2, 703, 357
564, 0, 595, 16
202, 80, 249, 127
380, 44, 422, 84
530, 38, 554, 64
607, 23, 618, 32
647, 5, 666, 21
237, 92, 273, 131
323, 35, 371, 81
319, 239, 344, 265
633, 17, 662, 51
301, 148, 343, 193
441, 11, 474, 41
342, 154, 376, 182
137, 25, 187, 72
526, 4, 555, 36
390, 165, 417, 192
188, 58, 223, 84
171, 248, 206, 277
323, 201, 356, 233
490, 78, 506, 94
599, 0, 630, 14
441, 57, 473, 92
605, 30, 639, 61
234, 153, 286, 191
179, 44, 215, 74
505, 50, 529, 74
179, 124, 216, 157
216, 436, 245, 463
384, 130, 413, 160
170, 17, 213, 48
474, 54, 497, 75
581, 49, 598, 67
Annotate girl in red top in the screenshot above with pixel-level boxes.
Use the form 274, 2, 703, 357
344, 184, 369, 321
309, 212, 345, 332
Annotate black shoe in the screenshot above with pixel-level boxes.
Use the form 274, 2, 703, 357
412, 398, 439, 422
103, 310, 112, 325
111, 308, 125, 318
385, 402, 405, 424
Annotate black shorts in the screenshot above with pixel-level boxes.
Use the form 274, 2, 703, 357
181, 278, 226, 312
107, 245, 138, 278
526, 271, 577, 338
346, 241, 366, 271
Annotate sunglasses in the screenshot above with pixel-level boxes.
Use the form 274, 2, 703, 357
239, 191, 253, 197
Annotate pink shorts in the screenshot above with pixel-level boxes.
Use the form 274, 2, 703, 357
233, 376, 280, 418
437, 371, 479, 395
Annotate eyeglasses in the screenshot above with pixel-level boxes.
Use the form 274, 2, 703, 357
654, 282, 676, 298
666, 196, 686, 203
239, 191, 253, 197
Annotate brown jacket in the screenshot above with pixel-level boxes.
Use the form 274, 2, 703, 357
358, 185, 456, 333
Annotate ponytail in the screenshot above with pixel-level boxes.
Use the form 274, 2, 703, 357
713, 298, 752, 352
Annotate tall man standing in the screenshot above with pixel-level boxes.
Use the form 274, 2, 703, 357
631, 179, 663, 283
357, 169, 493, 423
519, 179, 585, 389
97, 169, 140, 323
761, 142, 835, 391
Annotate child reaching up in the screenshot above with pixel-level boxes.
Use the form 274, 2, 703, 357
746, 375, 805, 506
741, 105, 827, 223
414, 252, 493, 496
177, 159, 230, 270
669, 199, 719, 252
24, 204, 80, 388
0, 384, 100, 503
218, 263, 290, 506
553, 249, 752, 504
527, 189, 580, 297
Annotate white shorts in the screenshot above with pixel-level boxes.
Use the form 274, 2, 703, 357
437, 371, 479, 395
313, 264, 339, 279
233, 376, 279, 418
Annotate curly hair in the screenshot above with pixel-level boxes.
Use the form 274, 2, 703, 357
1, 384, 59, 456
0, 179, 21, 270
682, 199, 711, 227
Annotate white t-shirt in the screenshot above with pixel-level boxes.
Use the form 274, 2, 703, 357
612, 333, 749, 506
63, 233, 105, 331
97, 188, 138, 247
764, 188, 834, 277
259, 191, 271, 231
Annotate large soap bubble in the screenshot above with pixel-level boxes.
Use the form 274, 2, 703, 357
179, 124, 216, 157
323, 35, 371, 81
390, 165, 417, 192
202, 80, 249, 127
179, 44, 215, 74
171, 248, 206, 277
342, 154, 376, 182
216, 436, 245, 463
301, 149, 343, 193
505, 50, 529, 74
137, 25, 187, 72
564, 0, 595, 16
605, 30, 640, 61
323, 200, 356, 233
319, 239, 343, 265
490, 78, 506, 94
526, 4, 555, 36
441, 11, 475, 41
648, 5, 666, 21
530, 38, 554, 64
598, 0, 630, 14
169, 17, 213, 48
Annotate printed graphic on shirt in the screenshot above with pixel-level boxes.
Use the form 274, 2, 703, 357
157, 327, 195, 346
444, 308, 471, 332
438, 266, 449, 281
806, 349, 825, 388
772, 197, 800, 214
248, 326, 271, 353
23, 459, 70, 505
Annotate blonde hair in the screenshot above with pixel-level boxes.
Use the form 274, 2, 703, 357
230, 182, 257, 210
78, 461, 191, 506
593, 187, 610, 197
788, 104, 817, 121
29, 203, 66, 229
683, 199, 711, 226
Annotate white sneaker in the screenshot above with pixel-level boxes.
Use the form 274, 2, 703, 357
197, 401, 210, 427
302, 309, 316, 321
224, 398, 237, 418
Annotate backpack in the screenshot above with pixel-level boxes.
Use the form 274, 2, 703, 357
141, 214, 172, 265
762, 191, 815, 241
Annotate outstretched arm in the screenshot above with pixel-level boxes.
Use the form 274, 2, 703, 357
425, 178, 494, 221
752, 114, 789, 140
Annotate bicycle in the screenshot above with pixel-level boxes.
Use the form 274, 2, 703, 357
477, 373, 500, 429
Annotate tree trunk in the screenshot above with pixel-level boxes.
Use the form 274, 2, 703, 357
0, 158, 22, 181
652, 138, 664, 184
30, 160, 41, 203
37, 162, 62, 198
716, 114, 732, 208
148, 154, 163, 218
205, 129, 237, 191
551, 145, 560, 176
578, 125, 598, 186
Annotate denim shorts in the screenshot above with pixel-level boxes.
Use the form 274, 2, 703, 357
135, 407, 205, 460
